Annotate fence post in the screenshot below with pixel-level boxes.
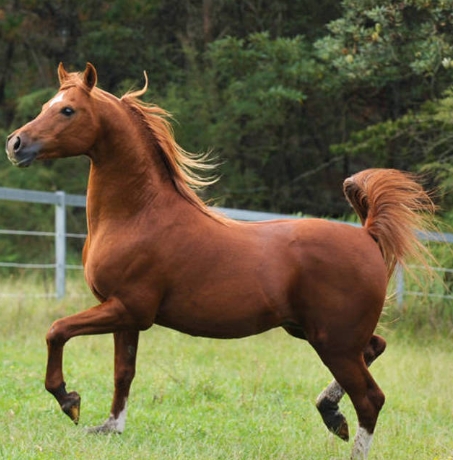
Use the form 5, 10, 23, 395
55, 191, 66, 299
395, 264, 404, 309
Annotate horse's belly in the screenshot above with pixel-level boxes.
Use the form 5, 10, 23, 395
155, 316, 277, 339
154, 295, 285, 339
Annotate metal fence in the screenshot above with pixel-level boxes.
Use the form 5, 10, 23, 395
0, 187, 86, 298
1, 186, 452, 305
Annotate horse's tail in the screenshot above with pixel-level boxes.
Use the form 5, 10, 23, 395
343, 168, 437, 278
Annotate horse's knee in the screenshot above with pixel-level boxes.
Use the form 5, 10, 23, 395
46, 319, 69, 347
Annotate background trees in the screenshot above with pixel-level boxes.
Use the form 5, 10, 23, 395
1, 0, 453, 219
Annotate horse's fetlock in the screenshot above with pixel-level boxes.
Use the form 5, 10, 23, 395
316, 396, 349, 441
45, 380, 66, 396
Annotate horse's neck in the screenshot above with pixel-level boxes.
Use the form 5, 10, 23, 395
86, 128, 178, 233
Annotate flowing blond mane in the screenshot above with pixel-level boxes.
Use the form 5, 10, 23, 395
119, 83, 220, 219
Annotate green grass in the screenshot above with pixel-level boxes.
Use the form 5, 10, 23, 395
0, 278, 453, 459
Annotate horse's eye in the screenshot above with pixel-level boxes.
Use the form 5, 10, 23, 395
61, 107, 75, 117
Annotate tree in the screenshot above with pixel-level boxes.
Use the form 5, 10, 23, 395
314, 0, 453, 170
162, 32, 340, 214
3, 0, 453, 219
330, 87, 453, 213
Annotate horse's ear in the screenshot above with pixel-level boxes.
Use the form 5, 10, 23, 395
58, 62, 70, 85
83, 62, 98, 91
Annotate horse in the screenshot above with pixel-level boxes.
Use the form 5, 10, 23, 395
5, 63, 436, 460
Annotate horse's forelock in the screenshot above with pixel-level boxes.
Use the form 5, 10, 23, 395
58, 72, 100, 96
58, 81, 113, 106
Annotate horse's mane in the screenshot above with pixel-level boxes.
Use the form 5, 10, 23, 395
119, 84, 222, 220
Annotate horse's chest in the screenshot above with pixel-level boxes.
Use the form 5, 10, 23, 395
83, 235, 134, 296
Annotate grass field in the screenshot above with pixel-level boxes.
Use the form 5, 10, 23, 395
0, 278, 453, 459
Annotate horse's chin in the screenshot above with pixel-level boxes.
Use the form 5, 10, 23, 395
9, 152, 38, 168
11, 151, 67, 167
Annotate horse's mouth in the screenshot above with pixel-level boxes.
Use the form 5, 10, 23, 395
10, 156, 35, 167
6, 149, 39, 168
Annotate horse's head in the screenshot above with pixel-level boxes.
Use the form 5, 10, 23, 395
6, 63, 100, 167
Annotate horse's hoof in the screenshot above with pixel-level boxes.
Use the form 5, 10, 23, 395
86, 425, 120, 435
86, 425, 110, 434
61, 391, 81, 424
334, 418, 349, 442
86, 418, 122, 434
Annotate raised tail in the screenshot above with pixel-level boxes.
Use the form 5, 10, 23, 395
343, 168, 436, 278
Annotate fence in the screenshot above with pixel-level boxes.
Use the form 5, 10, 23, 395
1, 186, 452, 305
0, 187, 86, 298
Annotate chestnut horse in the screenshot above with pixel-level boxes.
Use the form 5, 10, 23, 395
6, 63, 436, 459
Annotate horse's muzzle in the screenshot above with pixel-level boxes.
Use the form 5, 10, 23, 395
5, 133, 40, 167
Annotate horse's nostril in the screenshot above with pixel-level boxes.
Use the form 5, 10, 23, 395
13, 136, 21, 152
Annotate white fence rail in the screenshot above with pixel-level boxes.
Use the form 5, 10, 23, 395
0, 186, 452, 305
0, 187, 86, 298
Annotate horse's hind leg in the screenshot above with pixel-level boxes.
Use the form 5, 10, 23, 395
88, 330, 140, 433
315, 377, 348, 440
316, 348, 385, 460
315, 334, 386, 441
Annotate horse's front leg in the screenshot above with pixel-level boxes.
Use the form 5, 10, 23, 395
45, 340, 81, 423
88, 330, 140, 433
45, 297, 141, 426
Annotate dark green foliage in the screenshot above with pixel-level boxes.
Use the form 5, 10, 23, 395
2, 0, 453, 265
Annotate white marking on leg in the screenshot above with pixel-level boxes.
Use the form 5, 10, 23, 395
49, 92, 66, 108
112, 400, 128, 433
351, 426, 373, 460
91, 399, 128, 433
316, 379, 345, 405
